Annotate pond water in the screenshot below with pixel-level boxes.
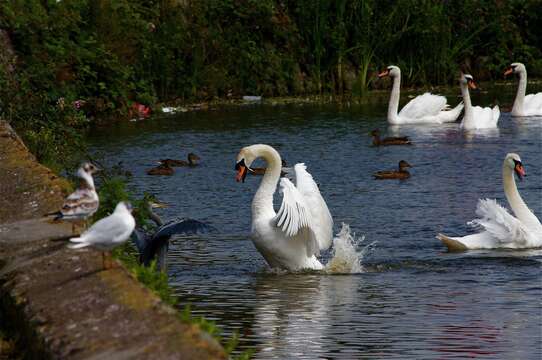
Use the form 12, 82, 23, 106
89, 86, 542, 359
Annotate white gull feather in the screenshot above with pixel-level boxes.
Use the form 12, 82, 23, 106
69, 202, 135, 250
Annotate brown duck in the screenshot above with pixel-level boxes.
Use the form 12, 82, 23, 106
373, 160, 412, 180
370, 129, 411, 146
159, 153, 200, 167
147, 163, 174, 176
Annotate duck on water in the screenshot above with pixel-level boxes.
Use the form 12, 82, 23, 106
373, 160, 412, 180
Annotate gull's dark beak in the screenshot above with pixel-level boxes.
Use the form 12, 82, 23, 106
235, 159, 249, 183
514, 160, 526, 181
504, 67, 513, 77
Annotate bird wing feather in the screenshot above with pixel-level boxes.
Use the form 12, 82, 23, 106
399, 93, 447, 119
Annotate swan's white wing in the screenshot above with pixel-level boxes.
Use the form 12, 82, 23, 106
293, 163, 333, 251
399, 93, 447, 119
524, 93, 542, 115
468, 199, 531, 246
471, 106, 499, 129
273, 177, 319, 256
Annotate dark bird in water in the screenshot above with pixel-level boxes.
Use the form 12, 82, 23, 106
373, 160, 412, 180
147, 163, 174, 176
370, 129, 411, 146
250, 159, 289, 176
132, 202, 217, 271
159, 153, 200, 167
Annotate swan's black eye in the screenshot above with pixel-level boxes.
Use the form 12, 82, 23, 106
235, 159, 246, 170
513, 159, 522, 166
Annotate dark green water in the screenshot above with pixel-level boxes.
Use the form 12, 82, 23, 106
89, 86, 542, 359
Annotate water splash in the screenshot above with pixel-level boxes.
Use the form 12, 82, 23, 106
325, 223, 375, 274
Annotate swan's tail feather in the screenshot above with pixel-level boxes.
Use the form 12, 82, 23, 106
436, 233, 468, 252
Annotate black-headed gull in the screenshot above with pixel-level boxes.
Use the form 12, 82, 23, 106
48, 162, 99, 232
69, 201, 135, 269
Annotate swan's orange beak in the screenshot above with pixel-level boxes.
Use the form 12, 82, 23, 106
467, 79, 477, 90
378, 69, 389, 78
504, 67, 513, 77
235, 159, 249, 183
514, 162, 526, 180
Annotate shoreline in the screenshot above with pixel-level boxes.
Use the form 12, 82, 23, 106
0, 120, 227, 359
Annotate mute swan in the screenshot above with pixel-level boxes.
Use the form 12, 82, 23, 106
235, 144, 333, 270
378, 65, 463, 125
159, 153, 200, 167
70, 201, 136, 269
370, 128, 411, 146
437, 153, 542, 251
504, 62, 542, 117
459, 73, 500, 130
373, 160, 412, 180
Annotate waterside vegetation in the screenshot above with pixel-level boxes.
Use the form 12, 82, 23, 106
1, 0, 541, 170
92, 168, 251, 358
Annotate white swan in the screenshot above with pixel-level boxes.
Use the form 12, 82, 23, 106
459, 73, 500, 130
504, 62, 542, 117
437, 153, 542, 251
235, 144, 333, 270
378, 65, 463, 125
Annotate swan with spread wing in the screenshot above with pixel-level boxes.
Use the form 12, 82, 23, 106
437, 153, 542, 251
235, 144, 333, 270
378, 65, 463, 125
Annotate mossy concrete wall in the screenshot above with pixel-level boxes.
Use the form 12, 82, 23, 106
0, 120, 226, 359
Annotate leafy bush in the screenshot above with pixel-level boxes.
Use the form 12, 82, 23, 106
1, 0, 541, 171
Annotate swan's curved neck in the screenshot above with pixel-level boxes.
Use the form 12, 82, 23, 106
503, 164, 541, 230
460, 81, 473, 122
387, 74, 401, 123
251, 145, 282, 219
512, 70, 527, 115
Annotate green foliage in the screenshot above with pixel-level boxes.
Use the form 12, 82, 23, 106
181, 305, 255, 359
93, 177, 130, 220
113, 243, 178, 306
1, 0, 541, 171
2, 0, 540, 112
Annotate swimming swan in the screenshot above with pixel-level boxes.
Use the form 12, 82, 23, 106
437, 153, 542, 251
235, 144, 333, 270
504, 62, 542, 117
459, 73, 500, 130
379, 65, 463, 125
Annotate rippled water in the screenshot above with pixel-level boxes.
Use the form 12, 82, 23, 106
89, 87, 542, 359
